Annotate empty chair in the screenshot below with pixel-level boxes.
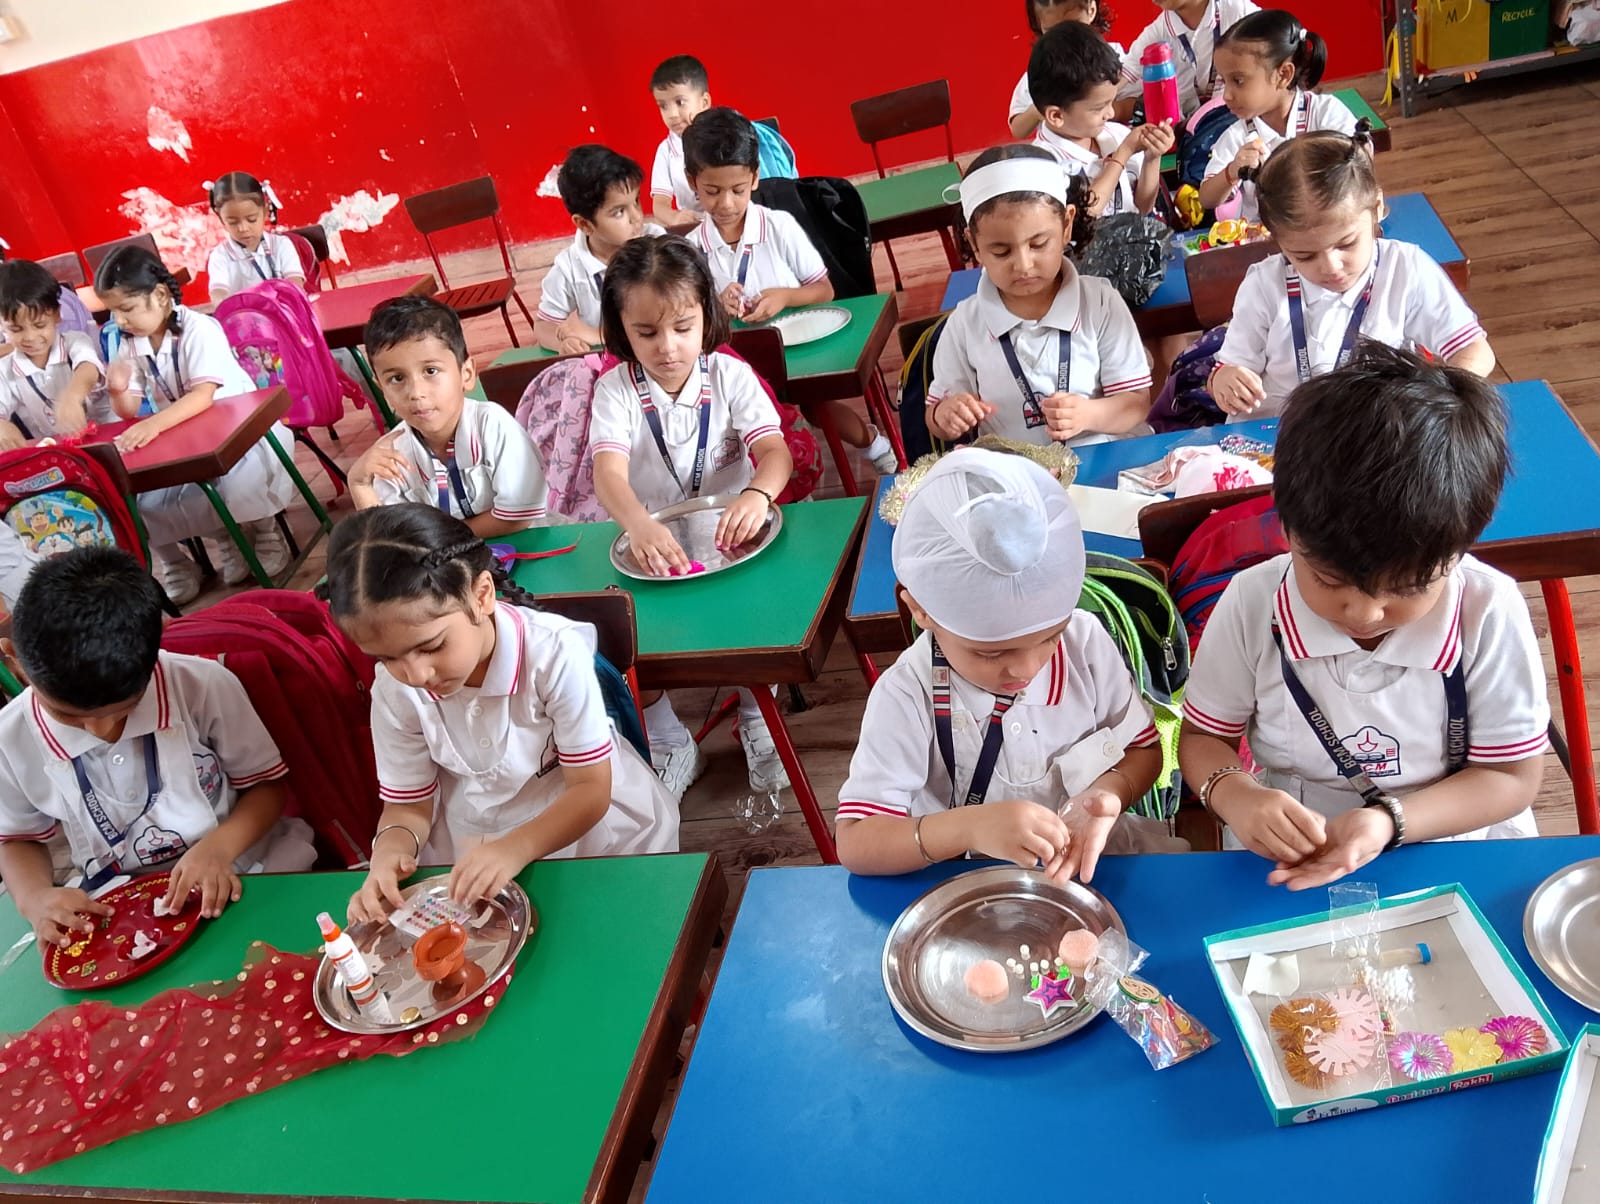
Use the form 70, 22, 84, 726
37, 252, 87, 289
82, 234, 192, 287
285, 224, 336, 289
402, 176, 534, 348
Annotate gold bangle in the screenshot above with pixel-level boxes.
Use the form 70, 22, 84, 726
1198, 766, 1251, 817
1102, 766, 1136, 809
913, 814, 938, 865
372, 824, 422, 860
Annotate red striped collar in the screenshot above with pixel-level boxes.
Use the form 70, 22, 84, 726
6, 335, 68, 379
977, 263, 1084, 341
1274, 562, 1464, 672
1019, 637, 1068, 707
31, 658, 171, 761
698, 205, 768, 255
476, 605, 527, 697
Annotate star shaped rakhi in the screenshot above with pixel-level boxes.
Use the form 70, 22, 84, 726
1025, 969, 1076, 1018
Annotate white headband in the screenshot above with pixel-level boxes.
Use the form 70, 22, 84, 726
948, 158, 1068, 221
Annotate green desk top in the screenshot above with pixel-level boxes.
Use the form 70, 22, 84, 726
856, 162, 962, 224
493, 343, 565, 368
0, 855, 711, 1202
508, 496, 867, 659
754, 293, 892, 382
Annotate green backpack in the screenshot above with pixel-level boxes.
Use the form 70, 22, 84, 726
1077, 551, 1190, 820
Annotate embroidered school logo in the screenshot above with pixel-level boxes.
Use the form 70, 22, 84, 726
1341, 725, 1401, 778
713, 433, 742, 472
535, 732, 558, 779
133, 825, 187, 865
193, 751, 223, 803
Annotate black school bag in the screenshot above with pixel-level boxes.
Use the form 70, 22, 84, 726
752, 176, 876, 299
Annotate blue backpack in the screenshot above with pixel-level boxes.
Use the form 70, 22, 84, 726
1178, 102, 1241, 188
750, 118, 798, 180
896, 314, 950, 464
594, 653, 649, 761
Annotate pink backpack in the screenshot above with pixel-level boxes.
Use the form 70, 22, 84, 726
280, 230, 321, 292
216, 280, 369, 429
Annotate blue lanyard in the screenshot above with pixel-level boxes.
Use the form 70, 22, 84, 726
243, 236, 279, 282
1247, 92, 1312, 144
1285, 247, 1380, 385
1175, 4, 1224, 98
736, 247, 753, 288
23, 373, 53, 412
146, 340, 187, 405
630, 358, 712, 498
995, 329, 1071, 432
415, 432, 474, 518
932, 637, 1018, 808
72, 732, 163, 891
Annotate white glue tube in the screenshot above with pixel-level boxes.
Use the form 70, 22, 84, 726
318, 911, 394, 1023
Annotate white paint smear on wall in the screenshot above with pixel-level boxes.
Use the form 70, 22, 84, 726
145, 107, 192, 162
317, 189, 399, 264
117, 187, 215, 278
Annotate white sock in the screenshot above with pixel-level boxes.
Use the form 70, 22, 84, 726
737, 685, 776, 727
864, 431, 892, 460
644, 694, 692, 749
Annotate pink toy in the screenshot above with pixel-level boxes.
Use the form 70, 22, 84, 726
1481, 1015, 1549, 1061
1141, 44, 1182, 128
670, 561, 708, 577
1025, 970, 1076, 1018
1388, 1031, 1453, 1081
1056, 929, 1100, 976
964, 959, 1010, 1004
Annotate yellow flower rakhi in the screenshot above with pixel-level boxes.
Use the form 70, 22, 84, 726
1442, 1026, 1504, 1072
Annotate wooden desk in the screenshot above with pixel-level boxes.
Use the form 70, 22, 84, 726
310, 273, 437, 351
0, 855, 726, 1204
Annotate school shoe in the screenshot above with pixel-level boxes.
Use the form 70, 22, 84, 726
864, 428, 899, 476
209, 536, 253, 587
651, 738, 706, 802
247, 518, 291, 579
738, 712, 791, 794
154, 550, 202, 606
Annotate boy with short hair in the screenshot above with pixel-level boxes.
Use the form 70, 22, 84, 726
534, 145, 666, 355
0, 259, 110, 447
1179, 344, 1549, 891
649, 54, 714, 233
349, 297, 548, 536
684, 107, 898, 474
0, 548, 315, 947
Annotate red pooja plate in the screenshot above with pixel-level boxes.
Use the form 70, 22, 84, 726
42, 873, 205, 991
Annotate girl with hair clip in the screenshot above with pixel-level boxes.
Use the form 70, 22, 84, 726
96, 244, 297, 603
326, 504, 679, 924
205, 171, 305, 303
1008, 0, 1124, 139
1198, 10, 1358, 219
1208, 127, 1495, 420
927, 145, 1153, 449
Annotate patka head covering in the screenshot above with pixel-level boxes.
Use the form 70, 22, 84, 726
892, 447, 1085, 642
949, 155, 1069, 221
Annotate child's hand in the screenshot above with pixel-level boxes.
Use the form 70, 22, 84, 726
1045, 789, 1123, 884
54, 399, 88, 436
1139, 120, 1177, 156
927, 394, 994, 441
21, 887, 113, 949
0, 421, 25, 452
350, 428, 411, 489
557, 335, 592, 354
105, 359, 133, 395
554, 317, 597, 354
348, 841, 418, 926
1040, 391, 1092, 443
627, 518, 692, 576
1212, 777, 1328, 865
743, 292, 783, 323
1268, 807, 1393, 891
1231, 138, 1268, 179
115, 417, 163, 452
448, 835, 529, 904
965, 800, 1071, 871
1115, 128, 1145, 163
715, 489, 769, 550
719, 283, 747, 318
162, 836, 242, 919
1209, 364, 1266, 415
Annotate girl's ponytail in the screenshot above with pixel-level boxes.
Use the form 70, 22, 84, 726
1293, 29, 1328, 89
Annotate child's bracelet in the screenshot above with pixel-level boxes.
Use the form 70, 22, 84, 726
913, 814, 939, 864
372, 824, 422, 859
740, 485, 774, 506
1101, 766, 1136, 809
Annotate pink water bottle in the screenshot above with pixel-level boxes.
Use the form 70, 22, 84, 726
1141, 43, 1182, 127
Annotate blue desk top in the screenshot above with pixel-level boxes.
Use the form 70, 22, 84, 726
849, 381, 1600, 624
648, 837, 1600, 1202
940, 190, 1466, 313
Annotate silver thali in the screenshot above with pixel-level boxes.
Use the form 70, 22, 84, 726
313, 879, 534, 1034
609, 492, 783, 581
1525, 858, 1600, 1011
882, 865, 1125, 1052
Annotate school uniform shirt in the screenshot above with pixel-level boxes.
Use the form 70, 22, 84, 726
0, 330, 112, 436
590, 351, 783, 513
0, 651, 311, 877
1033, 122, 1145, 216
694, 204, 829, 300
371, 605, 678, 861
1183, 553, 1549, 842
651, 132, 702, 215
372, 397, 548, 525
1215, 238, 1486, 417
206, 232, 303, 298
536, 223, 668, 329
1203, 91, 1360, 222
1117, 0, 1262, 112
928, 262, 1152, 448
1008, 44, 1129, 123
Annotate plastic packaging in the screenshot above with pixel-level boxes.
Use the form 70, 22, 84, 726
1073, 214, 1171, 307
1085, 930, 1217, 1069
733, 791, 784, 834
1141, 43, 1183, 127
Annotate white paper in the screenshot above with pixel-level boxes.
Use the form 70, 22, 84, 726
1242, 951, 1301, 997
1066, 484, 1154, 540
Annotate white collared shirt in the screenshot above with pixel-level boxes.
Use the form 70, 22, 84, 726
0, 330, 111, 435
373, 397, 548, 524
1033, 122, 1144, 215
590, 351, 783, 513
1117, 0, 1262, 112
1216, 239, 1486, 417
694, 204, 829, 299
0, 652, 290, 874
537, 223, 668, 328
838, 620, 1157, 823
119, 306, 255, 406
1203, 91, 1360, 222
1183, 553, 1548, 839
651, 133, 702, 214
370, 605, 679, 860
928, 262, 1152, 447
206, 232, 303, 298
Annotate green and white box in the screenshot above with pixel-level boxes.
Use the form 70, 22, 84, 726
1205, 884, 1567, 1127
1535, 1023, 1600, 1202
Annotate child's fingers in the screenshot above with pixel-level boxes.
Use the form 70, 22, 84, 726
198, 873, 227, 919
1286, 804, 1327, 851
160, 871, 188, 915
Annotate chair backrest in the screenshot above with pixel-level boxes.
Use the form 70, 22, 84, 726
849, 80, 954, 176
1136, 483, 1274, 569
1187, 241, 1276, 330
755, 115, 781, 132
479, 352, 588, 413
534, 589, 639, 673
38, 252, 87, 289
82, 233, 160, 278
402, 177, 516, 288
287, 223, 331, 264
727, 326, 789, 399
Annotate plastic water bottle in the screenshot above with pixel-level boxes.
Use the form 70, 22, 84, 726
1141, 43, 1183, 128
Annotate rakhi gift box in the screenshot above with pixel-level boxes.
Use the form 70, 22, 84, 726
1205, 884, 1568, 1127
1535, 1023, 1600, 1202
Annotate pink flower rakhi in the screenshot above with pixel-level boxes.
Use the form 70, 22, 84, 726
1481, 1016, 1549, 1061
1324, 989, 1382, 1041
1387, 1032, 1454, 1081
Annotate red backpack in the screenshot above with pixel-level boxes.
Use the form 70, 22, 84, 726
1167, 493, 1287, 655
0, 445, 147, 566
161, 591, 378, 867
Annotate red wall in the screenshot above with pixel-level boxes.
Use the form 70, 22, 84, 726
0, 0, 1384, 272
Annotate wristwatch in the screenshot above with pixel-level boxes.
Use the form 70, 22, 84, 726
1363, 794, 1406, 852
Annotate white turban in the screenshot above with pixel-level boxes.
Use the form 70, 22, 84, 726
892, 449, 1085, 642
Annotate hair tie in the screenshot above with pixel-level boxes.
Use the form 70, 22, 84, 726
422, 540, 483, 570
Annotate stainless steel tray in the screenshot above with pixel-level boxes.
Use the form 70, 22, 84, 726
1526, 858, 1600, 1011
609, 492, 783, 581
882, 865, 1125, 1052
313, 879, 534, 1034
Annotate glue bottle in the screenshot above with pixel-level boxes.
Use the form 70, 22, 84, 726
1141, 43, 1183, 128
318, 912, 394, 1022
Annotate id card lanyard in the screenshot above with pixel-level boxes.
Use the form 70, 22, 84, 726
146, 331, 188, 406
1246, 91, 1312, 146
1285, 246, 1381, 385
245, 235, 280, 282
996, 330, 1071, 432
932, 636, 1019, 808
1175, 3, 1224, 100
414, 431, 474, 518
631, 358, 712, 499
73, 732, 163, 892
